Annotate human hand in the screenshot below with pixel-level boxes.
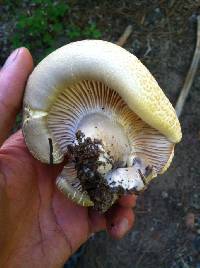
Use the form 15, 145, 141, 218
0, 48, 136, 268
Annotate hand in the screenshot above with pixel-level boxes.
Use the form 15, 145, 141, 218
0, 48, 136, 268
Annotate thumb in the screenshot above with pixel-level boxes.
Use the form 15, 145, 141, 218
0, 48, 34, 146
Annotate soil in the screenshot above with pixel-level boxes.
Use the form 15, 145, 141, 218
1, 1, 200, 267
68, 131, 119, 213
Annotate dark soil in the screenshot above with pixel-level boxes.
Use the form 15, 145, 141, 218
68, 131, 118, 213
1, 1, 200, 267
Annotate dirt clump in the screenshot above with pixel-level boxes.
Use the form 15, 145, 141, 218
67, 130, 120, 213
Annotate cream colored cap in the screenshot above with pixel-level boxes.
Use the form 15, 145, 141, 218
23, 40, 181, 163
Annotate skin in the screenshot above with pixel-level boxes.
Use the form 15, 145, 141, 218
0, 48, 136, 268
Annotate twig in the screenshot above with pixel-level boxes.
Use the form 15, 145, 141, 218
175, 16, 200, 117
143, 36, 152, 57
116, 25, 133, 47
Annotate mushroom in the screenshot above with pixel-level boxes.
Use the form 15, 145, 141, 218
22, 40, 182, 212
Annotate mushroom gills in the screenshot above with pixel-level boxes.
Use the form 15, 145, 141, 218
56, 163, 94, 206
48, 80, 174, 211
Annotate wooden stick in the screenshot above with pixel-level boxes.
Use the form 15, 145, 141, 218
116, 25, 133, 47
175, 16, 200, 117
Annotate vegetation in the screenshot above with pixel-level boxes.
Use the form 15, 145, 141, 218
3, 0, 101, 62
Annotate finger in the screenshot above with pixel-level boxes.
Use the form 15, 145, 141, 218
106, 206, 135, 239
0, 48, 34, 146
117, 194, 137, 208
0, 130, 64, 181
89, 209, 107, 233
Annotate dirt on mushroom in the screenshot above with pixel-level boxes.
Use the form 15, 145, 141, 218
67, 130, 126, 213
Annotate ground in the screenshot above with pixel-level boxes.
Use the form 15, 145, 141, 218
1, 1, 200, 267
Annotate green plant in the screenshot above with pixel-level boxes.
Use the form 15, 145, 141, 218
12, 1, 69, 50
67, 22, 102, 40
67, 24, 82, 40
9, 1, 102, 62
83, 22, 102, 39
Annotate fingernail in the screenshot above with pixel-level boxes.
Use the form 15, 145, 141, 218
3, 48, 20, 68
117, 218, 129, 236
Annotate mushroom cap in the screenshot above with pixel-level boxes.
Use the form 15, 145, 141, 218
23, 40, 181, 164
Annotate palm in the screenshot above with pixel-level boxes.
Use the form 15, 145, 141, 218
0, 131, 91, 267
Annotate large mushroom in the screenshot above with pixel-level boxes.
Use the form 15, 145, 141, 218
22, 40, 181, 212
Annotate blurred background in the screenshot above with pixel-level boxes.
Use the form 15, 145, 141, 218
1, 1, 200, 267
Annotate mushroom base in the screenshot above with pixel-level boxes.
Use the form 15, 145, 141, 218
77, 168, 119, 213
67, 131, 120, 212
63, 130, 144, 212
